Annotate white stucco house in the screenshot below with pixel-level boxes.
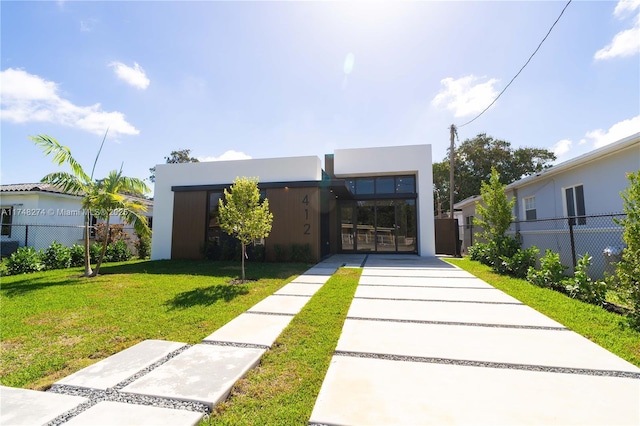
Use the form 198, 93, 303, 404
0, 183, 153, 256
455, 132, 640, 277
151, 144, 435, 261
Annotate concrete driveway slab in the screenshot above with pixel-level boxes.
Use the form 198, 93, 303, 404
362, 268, 475, 278
64, 401, 204, 426
309, 356, 640, 426
202, 313, 292, 348
0, 386, 88, 426
354, 285, 521, 303
55, 340, 187, 390
302, 267, 337, 276
347, 298, 565, 328
247, 294, 311, 315
120, 344, 264, 409
337, 319, 640, 373
275, 283, 324, 296
358, 275, 493, 288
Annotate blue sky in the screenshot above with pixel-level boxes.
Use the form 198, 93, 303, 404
2, 0, 639, 194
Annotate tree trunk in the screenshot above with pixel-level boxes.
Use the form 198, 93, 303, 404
84, 211, 93, 277
241, 243, 246, 282
91, 216, 110, 277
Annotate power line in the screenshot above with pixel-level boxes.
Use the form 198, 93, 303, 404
458, 0, 572, 128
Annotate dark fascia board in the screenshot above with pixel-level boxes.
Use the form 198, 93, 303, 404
172, 179, 346, 192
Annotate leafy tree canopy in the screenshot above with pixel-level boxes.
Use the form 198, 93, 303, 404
149, 149, 199, 182
218, 177, 273, 282
433, 133, 556, 213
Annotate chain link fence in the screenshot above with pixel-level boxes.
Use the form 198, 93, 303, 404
0, 223, 139, 257
464, 213, 626, 279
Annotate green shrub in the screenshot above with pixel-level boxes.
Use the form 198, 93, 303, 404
42, 241, 72, 270
274, 244, 288, 262
70, 244, 85, 267
565, 253, 607, 305
90, 242, 102, 264
6, 247, 43, 274
614, 170, 640, 329
135, 234, 151, 259
251, 244, 265, 262
290, 244, 313, 263
495, 246, 539, 278
105, 240, 132, 262
0, 258, 9, 276
468, 242, 494, 265
527, 249, 568, 290
221, 240, 236, 261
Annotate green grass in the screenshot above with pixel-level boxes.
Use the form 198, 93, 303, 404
446, 258, 640, 367
205, 267, 361, 426
0, 259, 311, 390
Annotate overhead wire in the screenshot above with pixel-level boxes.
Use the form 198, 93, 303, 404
457, 0, 573, 128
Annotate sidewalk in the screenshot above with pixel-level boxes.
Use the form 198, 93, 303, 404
309, 255, 640, 425
0, 255, 363, 426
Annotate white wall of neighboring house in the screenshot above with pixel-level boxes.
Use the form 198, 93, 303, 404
333, 144, 435, 257
151, 156, 323, 260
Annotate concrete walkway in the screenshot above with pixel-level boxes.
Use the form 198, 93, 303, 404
1, 255, 362, 426
309, 255, 640, 425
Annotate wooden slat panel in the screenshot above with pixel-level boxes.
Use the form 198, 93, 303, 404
266, 187, 320, 262
171, 191, 207, 259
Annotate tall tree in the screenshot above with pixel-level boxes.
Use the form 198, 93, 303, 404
433, 133, 556, 213
149, 149, 199, 182
218, 177, 273, 282
32, 134, 150, 277
473, 167, 515, 242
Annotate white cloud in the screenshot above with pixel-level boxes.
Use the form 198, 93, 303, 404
0, 68, 139, 137
551, 139, 573, 157
80, 18, 98, 32
594, 0, 640, 60
109, 61, 150, 90
199, 150, 252, 162
431, 75, 499, 118
584, 115, 640, 148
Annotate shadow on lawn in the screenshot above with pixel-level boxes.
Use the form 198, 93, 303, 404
0, 275, 88, 297
164, 284, 250, 310
101, 259, 311, 280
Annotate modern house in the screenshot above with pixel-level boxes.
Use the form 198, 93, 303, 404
0, 183, 153, 255
455, 132, 640, 277
150, 145, 435, 262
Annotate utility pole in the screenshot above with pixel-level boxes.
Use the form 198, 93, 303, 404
449, 124, 457, 218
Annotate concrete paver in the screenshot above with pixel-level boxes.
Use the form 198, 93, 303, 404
290, 275, 331, 284
55, 340, 186, 390
63, 401, 204, 426
337, 319, 640, 373
275, 283, 324, 296
354, 284, 521, 303
347, 297, 565, 328
120, 344, 264, 409
309, 356, 640, 426
0, 386, 88, 426
361, 268, 475, 277
202, 313, 292, 348
358, 275, 493, 288
247, 294, 311, 315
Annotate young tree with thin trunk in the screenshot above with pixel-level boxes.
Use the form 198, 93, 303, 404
218, 177, 273, 282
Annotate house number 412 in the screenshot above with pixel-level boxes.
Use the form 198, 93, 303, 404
302, 194, 311, 235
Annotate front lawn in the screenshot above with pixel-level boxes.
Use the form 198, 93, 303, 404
0, 259, 311, 389
446, 258, 640, 367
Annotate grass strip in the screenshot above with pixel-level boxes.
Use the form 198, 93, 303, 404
446, 258, 640, 367
0, 259, 310, 389
206, 267, 361, 426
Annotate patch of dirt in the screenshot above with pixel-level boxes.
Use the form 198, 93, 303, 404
57, 335, 82, 347
228, 279, 257, 285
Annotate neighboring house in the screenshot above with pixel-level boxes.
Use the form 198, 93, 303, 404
151, 145, 435, 262
455, 132, 640, 278
0, 183, 153, 255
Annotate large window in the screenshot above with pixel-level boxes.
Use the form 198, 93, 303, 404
564, 185, 586, 225
523, 196, 536, 221
346, 175, 415, 195
1, 207, 12, 237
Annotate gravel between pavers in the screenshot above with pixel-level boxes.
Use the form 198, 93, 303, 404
46, 344, 211, 425
353, 296, 524, 305
334, 351, 640, 379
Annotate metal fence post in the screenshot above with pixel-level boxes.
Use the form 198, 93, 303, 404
568, 217, 577, 270
24, 225, 29, 247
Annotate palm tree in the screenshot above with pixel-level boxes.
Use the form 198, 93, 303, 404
31, 134, 150, 277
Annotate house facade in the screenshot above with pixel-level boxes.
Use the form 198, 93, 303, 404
0, 183, 153, 255
455, 132, 640, 277
151, 145, 435, 262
